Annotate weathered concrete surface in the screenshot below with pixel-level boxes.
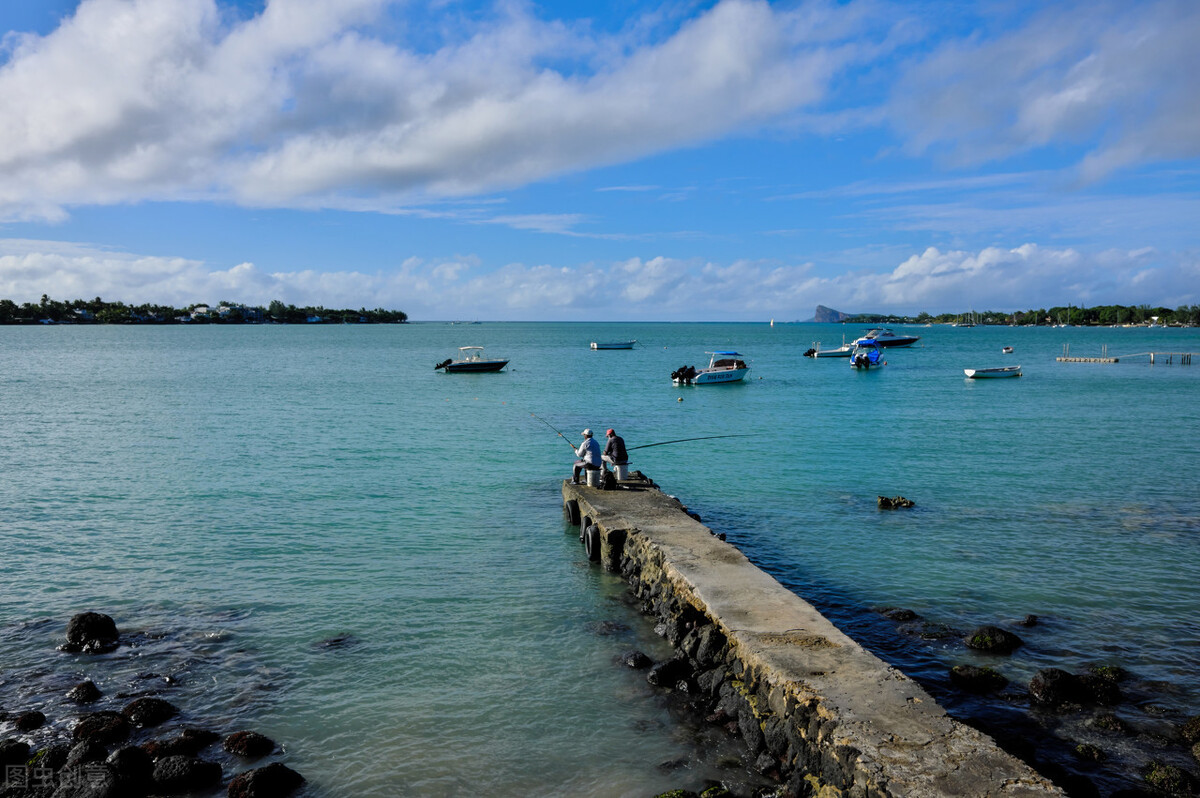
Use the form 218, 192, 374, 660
564, 479, 1063, 798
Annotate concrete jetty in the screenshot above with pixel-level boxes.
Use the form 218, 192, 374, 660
562, 477, 1062, 797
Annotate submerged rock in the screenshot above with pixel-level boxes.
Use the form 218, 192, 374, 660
1181, 715, 1200, 745
227, 762, 306, 798
151, 754, 221, 794
143, 728, 221, 759
1092, 713, 1131, 734
15, 710, 46, 731
1030, 669, 1086, 708
963, 625, 1023, 655
1072, 743, 1106, 763
949, 664, 1009, 693
106, 745, 154, 790
73, 711, 130, 746
1020, 614, 1039, 627
223, 730, 275, 758
618, 650, 653, 669
67, 680, 102, 703
122, 697, 179, 728
879, 607, 919, 622
0, 739, 31, 766
1144, 760, 1197, 794
877, 495, 915, 509
62, 612, 120, 653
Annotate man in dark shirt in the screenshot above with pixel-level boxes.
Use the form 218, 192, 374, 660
602, 428, 627, 468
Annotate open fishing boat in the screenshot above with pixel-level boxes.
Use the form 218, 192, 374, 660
1002, 346, 1014, 354
671, 352, 749, 385
964, 365, 1021, 379
849, 339, 885, 369
590, 340, 636, 350
863, 328, 921, 347
435, 346, 509, 373
804, 338, 853, 358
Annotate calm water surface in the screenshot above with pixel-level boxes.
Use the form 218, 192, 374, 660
1, 322, 1197, 796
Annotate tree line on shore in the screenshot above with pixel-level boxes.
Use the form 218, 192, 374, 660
0, 295, 408, 325
846, 303, 1200, 327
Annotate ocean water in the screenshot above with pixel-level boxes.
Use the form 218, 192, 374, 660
1, 322, 1197, 796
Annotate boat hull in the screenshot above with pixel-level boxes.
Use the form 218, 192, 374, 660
591, 341, 636, 350
964, 366, 1021, 378
443, 360, 509, 373
674, 367, 748, 385
813, 346, 852, 358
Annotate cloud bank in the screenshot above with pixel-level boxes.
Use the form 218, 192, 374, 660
3, 239, 1194, 320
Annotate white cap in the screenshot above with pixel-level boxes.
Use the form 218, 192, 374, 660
582, 429, 592, 437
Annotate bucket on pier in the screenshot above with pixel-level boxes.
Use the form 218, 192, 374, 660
585, 468, 602, 487
614, 464, 630, 481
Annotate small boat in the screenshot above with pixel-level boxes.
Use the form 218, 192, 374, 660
964, 365, 1022, 379
671, 352, 749, 385
590, 340, 636, 350
804, 337, 853, 358
850, 339, 885, 369
435, 346, 509, 373
863, 328, 921, 347
1002, 346, 1014, 354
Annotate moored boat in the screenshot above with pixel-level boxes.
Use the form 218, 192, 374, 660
964, 365, 1021, 379
590, 340, 636, 350
804, 337, 853, 358
671, 352, 749, 385
849, 339, 885, 369
863, 328, 921, 347
1002, 346, 1014, 354
435, 346, 509, 373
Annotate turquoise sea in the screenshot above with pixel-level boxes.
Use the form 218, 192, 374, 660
1, 322, 1198, 796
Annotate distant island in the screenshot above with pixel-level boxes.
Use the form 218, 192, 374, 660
0, 296, 407, 325
814, 304, 1198, 327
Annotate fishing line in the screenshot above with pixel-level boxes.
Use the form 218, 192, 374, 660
528, 411, 578, 450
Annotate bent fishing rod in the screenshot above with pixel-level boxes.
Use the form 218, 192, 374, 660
628, 433, 754, 451
529, 412, 578, 450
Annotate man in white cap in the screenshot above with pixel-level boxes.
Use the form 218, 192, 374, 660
572, 428, 601, 484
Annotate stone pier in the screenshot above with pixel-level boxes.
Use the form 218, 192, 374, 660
562, 477, 1062, 798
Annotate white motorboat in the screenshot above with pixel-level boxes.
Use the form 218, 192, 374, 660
1002, 346, 1014, 354
964, 365, 1022, 379
671, 352, 749, 385
863, 328, 921, 347
435, 346, 509, 373
850, 339, 885, 369
804, 337, 853, 358
590, 340, 636, 350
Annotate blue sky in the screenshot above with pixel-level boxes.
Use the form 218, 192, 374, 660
0, 0, 1197, 320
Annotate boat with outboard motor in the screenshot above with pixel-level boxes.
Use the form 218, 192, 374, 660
964, 365, 1021, 379
671, 352, 749, 385
435, 346, 509, 373
804, 337, 853, 358
863, 328, 921, 347
850, 338, 885, 369
590, 340, 636, 350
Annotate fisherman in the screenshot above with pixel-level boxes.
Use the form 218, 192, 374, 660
602, 428, 627, 469
572, 429, 602, 484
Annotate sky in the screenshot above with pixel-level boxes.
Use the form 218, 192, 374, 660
0, 0, 1197, 321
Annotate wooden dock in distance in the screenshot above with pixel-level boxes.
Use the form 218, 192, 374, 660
1056, 351, 1195, 365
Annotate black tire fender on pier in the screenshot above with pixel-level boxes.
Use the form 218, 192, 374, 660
563, 499, 580, 526
584, 524, 601, 562
579, 516, 592, 544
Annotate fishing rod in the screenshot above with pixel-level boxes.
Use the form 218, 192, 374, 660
628, 433, 754, 451
529, 412, 578, 450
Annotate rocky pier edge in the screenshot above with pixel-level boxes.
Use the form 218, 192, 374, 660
563, 476, 1065, 798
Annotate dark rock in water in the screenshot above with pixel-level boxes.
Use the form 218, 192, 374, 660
1072, 743, 1107, 762
949, 664, 1009, 693
65, 739, 110, 769
963, 625, 1023, 654
1144, 760, 1197, 794
122, 697, 178, 728
1089, 664, 1129, 683
1192, 741, 1199, 765
107, 745, 154, 789
68, 680, 102, 703
649, 791, 699, 798
15, 710, 46, 731
1, 739, 31, 766
1020, 614, 1039, 627
647, 657, 694, 690
37, 743, 72, 772
1077, 673, 1122, 705
910, 621, 959, 640
877, 495, 915, 509
227, 762, 306, 798
223, 730, 275, 758
699, 787, 733, 798
1030, 668, 1086, 707
1092, 713, 1131, 734
879, 607, 918, 622
657, 758, 689, 772
73, 711, 130, 745
314, 633, 358, 650
618, 650, 653, 669
585, 620, 630, 636
151, 754, 221, 794
1181, 715, 1200, 744
142, 728, 221, 759
62, 612, 120, 653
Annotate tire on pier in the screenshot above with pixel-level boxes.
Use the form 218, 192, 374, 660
563, 499, 580, 526
580, 516, 593, 544
584, 524, 601, 562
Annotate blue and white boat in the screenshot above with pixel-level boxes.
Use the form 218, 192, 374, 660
849, 339, 885, 369
671, 352, 749, 385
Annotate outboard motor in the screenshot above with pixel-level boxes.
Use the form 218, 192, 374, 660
803, 348, 816, 358
434, 359, 452, 370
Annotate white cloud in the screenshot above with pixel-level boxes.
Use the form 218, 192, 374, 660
888, 0, 1200, 178
4, 238, 1194, 320
0, 0, 877, 220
